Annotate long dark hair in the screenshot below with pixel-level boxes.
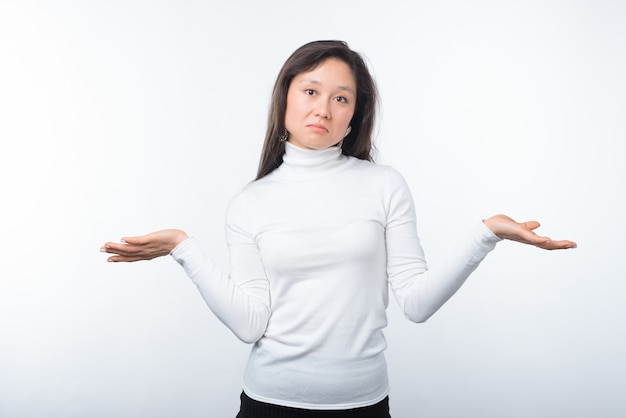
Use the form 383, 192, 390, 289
256, 40, 379, 180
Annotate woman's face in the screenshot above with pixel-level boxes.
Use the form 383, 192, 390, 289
285, 58, 356, 150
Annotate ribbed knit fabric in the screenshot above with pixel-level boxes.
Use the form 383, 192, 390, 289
171, 142, 501, 410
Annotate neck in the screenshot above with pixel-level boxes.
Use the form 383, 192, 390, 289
274, 142, 346, 180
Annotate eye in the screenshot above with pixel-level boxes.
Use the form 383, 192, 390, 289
334, 96, 348, 103
305, 89, 316, 96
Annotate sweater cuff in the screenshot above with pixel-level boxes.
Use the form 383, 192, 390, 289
461, 221, 501, 266
478, 220, 503, 244
170, 236, 213, 277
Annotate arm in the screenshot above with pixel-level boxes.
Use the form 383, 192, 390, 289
384, 170, 576, 323
100, 195, 271, 344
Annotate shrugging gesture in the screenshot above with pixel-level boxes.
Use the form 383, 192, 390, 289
99, 40, 578, 414
101, 215, 576, 263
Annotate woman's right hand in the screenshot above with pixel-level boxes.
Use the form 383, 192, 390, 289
100, 229, 189, 262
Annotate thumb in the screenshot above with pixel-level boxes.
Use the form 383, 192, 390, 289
522, 221, 541, 231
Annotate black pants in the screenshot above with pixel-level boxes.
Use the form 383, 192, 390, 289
236, 391, 392, 418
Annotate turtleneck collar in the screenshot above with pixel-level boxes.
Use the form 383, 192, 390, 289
275, 141, 348, 181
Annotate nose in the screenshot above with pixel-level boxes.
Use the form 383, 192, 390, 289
314, 99, 331, 119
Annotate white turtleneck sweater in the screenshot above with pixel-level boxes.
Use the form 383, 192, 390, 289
171, 142, 501, 410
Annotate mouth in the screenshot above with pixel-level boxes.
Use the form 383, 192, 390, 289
306, 124, 329, 133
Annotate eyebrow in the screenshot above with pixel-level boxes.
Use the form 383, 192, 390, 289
297, 78, 356, 96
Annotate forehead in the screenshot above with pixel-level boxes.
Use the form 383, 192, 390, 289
292, 58, 356, 91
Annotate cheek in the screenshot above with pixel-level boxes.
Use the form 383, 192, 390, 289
341, 108, 356, 126
285, 96, 306, 119
284, 98, 298, 123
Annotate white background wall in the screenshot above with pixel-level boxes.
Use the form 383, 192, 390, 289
1, 1, 624, 417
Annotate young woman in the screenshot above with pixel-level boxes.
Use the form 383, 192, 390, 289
101, 40, 576, 418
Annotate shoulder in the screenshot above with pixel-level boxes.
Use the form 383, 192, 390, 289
348, 157, 409, 186
225, 173, 280, 218
225, 180, 259, 222
228, 180, 259, 208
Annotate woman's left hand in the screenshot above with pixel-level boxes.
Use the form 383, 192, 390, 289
483, 214, 577, 250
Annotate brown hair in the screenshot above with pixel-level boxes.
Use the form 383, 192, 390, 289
256, 40, 379, 179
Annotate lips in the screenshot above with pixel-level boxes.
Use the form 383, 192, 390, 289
306, 123, 328, 133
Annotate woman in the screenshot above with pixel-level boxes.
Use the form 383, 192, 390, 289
101, 40, 576, 417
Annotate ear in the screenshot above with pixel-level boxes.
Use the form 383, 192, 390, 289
344, 126, 352, 138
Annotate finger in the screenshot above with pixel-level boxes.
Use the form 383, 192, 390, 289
537, 239, 578, 250
523, 233, 552, 246
521, 221, 541, 231
107, 255, 128, 262
100, 243, 126, 254
100, 242, 144, 256
499, 228, 551, 246
106, 254, 157, 262
120, 235, 149, 245
100, 243, 121, 254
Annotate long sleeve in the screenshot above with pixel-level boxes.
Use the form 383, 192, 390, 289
170, 192, 271, 343
385, 169, 502, 323
167, 143, 502, 409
